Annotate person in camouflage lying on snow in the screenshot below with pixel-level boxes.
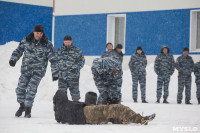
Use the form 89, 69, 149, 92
53, 90, 156, 125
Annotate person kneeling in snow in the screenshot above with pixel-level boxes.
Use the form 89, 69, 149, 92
53, 90, 156, 125
91, 57, 122, 104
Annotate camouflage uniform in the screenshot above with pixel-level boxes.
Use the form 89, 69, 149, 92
154, 47, 175, 100
129, 52, 147, 101
56, 44, 85, 101
101, 50, 123, 65
91, 57, 122, 104
83, 104, 147, 124
10, 32, 58, 107
175, 55, 194, 103
194, 61, 200, 100
101, 49, 123, 90
101, 50, 114, 58
114, 49, 124, 64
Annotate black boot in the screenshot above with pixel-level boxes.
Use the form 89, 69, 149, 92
102, 98, 111, 105
163, 99, 169, 104
142, 113, 156, 125
185, 101, 192, 105
24, 107, 32, 118
144, 113, 156, 121
110, 98, 119, 104
177, 101, 182, 104
133, 99, 137, 103
198, 98, 200, 104
15, 103, 25, 117
156, 99, 160, 103
142, 100, 148, 103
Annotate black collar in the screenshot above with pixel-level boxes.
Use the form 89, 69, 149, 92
26, 32, 48, 45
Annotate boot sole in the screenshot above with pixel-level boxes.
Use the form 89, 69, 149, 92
24, 115, 31, 118
15, 110, 25, 117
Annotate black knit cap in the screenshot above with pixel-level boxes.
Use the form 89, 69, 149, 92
136, 46, 142, 51
34, 24, 44, 33
116, 44, 123, 49
85, 92, 97, 105
64, 35, 72, 41
183, 47, 189, 52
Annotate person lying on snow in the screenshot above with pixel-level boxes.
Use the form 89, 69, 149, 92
53, 90, 156, 125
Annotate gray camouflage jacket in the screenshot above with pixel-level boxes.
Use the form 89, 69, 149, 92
10, 32, 58, 78
101, 50, 114, 58
101, 50, 123, 65
91, 58, 122, 87
154, 53, 175, 76
194, 61, 200, 83
129, 52, 147, 76
175, 55, 194, 76
55, 44, 85, 79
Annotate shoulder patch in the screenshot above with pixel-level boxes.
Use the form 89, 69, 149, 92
81, 53, 84, 58
52, 46, 55, 53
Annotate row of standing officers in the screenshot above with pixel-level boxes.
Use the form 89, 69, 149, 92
9, 24, 200, 118
98, 41, 200, 106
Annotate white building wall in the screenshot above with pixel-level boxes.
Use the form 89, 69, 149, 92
55, 0, 200, 16
0, 0, 53, 7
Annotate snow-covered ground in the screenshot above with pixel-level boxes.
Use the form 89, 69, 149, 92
0, 42, 199, 133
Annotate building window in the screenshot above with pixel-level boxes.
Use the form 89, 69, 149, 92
190, 10, 200, 52
107, 14, 126, 53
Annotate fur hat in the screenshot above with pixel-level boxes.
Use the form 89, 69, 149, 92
34, 24, 44, 33
161, 45, 170, 53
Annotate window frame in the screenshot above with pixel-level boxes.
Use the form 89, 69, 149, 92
190, 9, 200, 52
107, 14, 126, 53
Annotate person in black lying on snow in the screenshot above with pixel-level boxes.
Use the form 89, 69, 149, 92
53, 90, 156, 125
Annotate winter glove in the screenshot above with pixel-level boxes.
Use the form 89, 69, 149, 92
102, 98, 112, 105
114, 70, 119, 76
53, 77, 58, 81
170, 72, 173, 76
178, 72, 182, 77
110, 98, 120, 104
156, 71, 160, 75
9, 60, 16, 67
